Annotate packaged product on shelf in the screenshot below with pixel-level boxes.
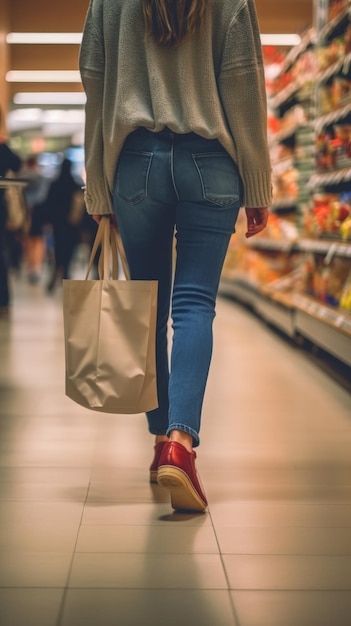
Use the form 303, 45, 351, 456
221, 213, 299, 287
345, 24, 351, 53
272, 166, 299, 205
339, 269, 351, 311
327, 256, 351, 306
301, 252, 316, 295
318, 77, 351, 115
264, 213, 299, 241
334, 124, 351, 163
316, 125, 351, 170
303, 253, 350, 307
263, 46, 286, 97
328, 0, 350, 21
340, 214, 351, 240
304, 193, 351, 238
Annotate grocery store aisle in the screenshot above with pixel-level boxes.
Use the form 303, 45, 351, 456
1, 272, 351, 626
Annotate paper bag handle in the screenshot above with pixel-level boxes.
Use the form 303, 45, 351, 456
85, 216, 131, 280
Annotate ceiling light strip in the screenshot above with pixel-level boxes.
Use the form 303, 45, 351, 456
6, 71, 82, 83
14, 92, 86, 105
7, 32, 82, 44
6, 32, 301, 47
261, 34, 301, 46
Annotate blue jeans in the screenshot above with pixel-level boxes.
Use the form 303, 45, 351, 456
113, 128, 242, 446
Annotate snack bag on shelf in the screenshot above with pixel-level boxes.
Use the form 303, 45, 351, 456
301, 252, 316, 295
339, 269, 351, 312
340, 216, 351, 240
326, 257, 351, 307
329, 0, 350, 20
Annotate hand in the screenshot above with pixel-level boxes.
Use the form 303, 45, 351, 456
92, 214, 118, 228
245, 207, 269, 239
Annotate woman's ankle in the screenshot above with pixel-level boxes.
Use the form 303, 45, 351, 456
155, 435, 168, 445
169, 429, 193, 452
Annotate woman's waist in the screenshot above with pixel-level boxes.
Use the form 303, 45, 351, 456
124, 126, 226, 152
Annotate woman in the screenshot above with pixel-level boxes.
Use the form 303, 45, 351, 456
45, 158, 83, 292
0, 115, 22, 315
80, 0, 272, 512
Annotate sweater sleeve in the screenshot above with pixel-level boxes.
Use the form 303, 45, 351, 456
218, 0, 272, 208
79, 1, 113, 214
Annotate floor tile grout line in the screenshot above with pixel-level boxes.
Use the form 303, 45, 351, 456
207, 505, 242, 626
55, 480, 92, 626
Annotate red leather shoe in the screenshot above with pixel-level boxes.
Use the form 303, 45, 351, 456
149, 441, 168, 483
157, 441, 208, 512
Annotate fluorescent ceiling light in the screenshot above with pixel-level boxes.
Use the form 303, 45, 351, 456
6, 31, 301, 48
14, 92, 86, 105
260, 34, 301, 46
6, 71, 81, 83
8, 108, 43, 122
43, 109, 85, 123
8, 108, 84, 124
7, 107, 85, 134
7, 32, 82, 44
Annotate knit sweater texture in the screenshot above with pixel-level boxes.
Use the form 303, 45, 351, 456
79, 0, 272, 214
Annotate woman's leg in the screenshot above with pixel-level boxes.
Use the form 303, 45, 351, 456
113, 131, 177, 439
167, 136, 242, 448
156, 137, 242, 511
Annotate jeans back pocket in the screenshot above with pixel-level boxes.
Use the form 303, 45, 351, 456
116, 150, 153, 205
192, 153, 242, 207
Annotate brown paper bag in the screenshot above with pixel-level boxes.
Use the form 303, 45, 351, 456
63, 216, 158, 413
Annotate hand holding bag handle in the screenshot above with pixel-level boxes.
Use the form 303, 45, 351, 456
85, 216, 130, 281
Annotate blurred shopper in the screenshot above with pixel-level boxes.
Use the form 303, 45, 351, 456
80, 0, 271, 511
45, 158, 83, 292
21, 156, 49, 284
0, 114, 22, 316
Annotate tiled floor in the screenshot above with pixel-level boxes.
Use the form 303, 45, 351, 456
1, 271, 351, 626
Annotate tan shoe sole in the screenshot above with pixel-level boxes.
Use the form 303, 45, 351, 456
149, 469, 158, 484
157, 465, 207, 512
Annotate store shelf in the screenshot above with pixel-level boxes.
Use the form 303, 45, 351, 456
308, 166, 351, 188
247, 237, 351, 257
297, 238, 351, 257
292, 293, 351, 331
255, 292, 296, 337
278, 29, 316, 75
314, 98, 351, 133
223, 3, 351, 368
246, 237, 297, 252
272, 157, 295, 174
219, 276, 257, 306
270, 123, 304, 145
269, 80, 303, 110
319, 4, 351, 42
219, 277, 296, 337
292, 294, 351, 366
316, 52, 351, 85
220, 275, 351, 365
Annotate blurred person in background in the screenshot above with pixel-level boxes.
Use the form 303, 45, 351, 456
80, 0, 271, 511
21, 155, 49, 284
44, 158, 84, 292
0, 107, 22, 316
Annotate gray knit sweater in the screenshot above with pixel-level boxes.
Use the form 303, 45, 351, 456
79, 0, 272, 214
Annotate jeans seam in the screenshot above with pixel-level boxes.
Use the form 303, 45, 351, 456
170, 140, 180, 202
192, 155, 206, 201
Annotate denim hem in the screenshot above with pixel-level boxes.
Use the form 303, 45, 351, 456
166, 424, 200, 448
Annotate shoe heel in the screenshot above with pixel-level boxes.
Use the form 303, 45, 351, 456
149, 469, 158, 483
157, 465, 206, 512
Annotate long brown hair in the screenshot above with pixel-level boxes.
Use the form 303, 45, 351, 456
141, 0, 207, 47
